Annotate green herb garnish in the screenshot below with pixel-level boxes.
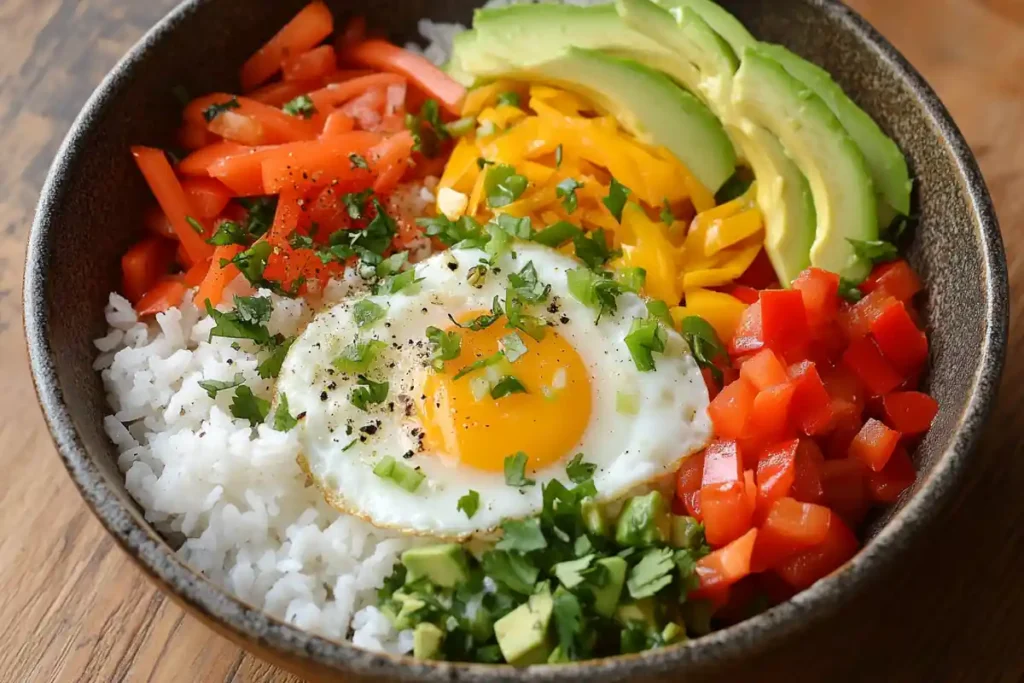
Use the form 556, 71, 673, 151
426, 326, 461, 370
532, 221, 582, 247
353, 299, 386, 328
680, 315, 728, 384
602, 177, 631, 222
197, 372, 245, 399
565, 453, 596, 484
573, 228, 617, 269
373, 455, 425, 493
230, 385, 270, 426
503, 452, 535, 487
556, 178, 583, 214
272, 393, 300, 431
490, 376, 527, 399
350, 375, 389, 411
334, 339, 387, 374
457, 490, 480, 519
282, 94, 316, 118
485, 164, 528, 208
202, 97, 240, 122
624, 316, 668, 372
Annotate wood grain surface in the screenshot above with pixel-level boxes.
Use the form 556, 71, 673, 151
1, 1, 1022, 681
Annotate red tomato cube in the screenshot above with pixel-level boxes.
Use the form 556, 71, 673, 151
842, 335, 905, 396
727, 284, 760, 305
751, 497, 832, 571
791, 439, 826, 504
870, 302, 929, 374
848, 418, 901, 472
693, 528, 758, 595
821, 458, 869, 525
788, 361, 835, 435
774, 515, 858, 590
882, 391, 939, 435
730, 301, 764, 356
748, 382, 797, 444
708, 379, 758, 440
740, 349, 789, 391
760, 289, 810, 356
839, 289, 900, 340
862, 260, 922, 302
866, 447, 917, 503
755, 439, 799, 517
702, 440, 744, 487
792, 267, 840, 328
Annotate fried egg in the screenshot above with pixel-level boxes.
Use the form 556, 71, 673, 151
275, 243, 711, 538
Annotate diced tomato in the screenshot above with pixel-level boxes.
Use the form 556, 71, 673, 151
702, 440, 743, 486
755, 440, 798, 518
751, 498, 832, 571
806, 320, 848, 367
240, 1, 335, 90
727, 284, 760, 305
736, 249, 779, 289
729, 301, 763, 356
760, 290, 810, 357
708, 378, 757, 439
791, 439, 825, 504
675, 451, 705, 519
693, 528, 758, 596
181, 177, 232, 219
747, 382, 796, 445
866, 447, 917, 503
842, 335, 904, 396
820, 459, 868, 525
774, 515, 858, 590
792, 267, 840, 328
321, 111, 356, 138
862, 260, 922, 302
870, 302, 929, 374
740, 349, 789, 391
839, 288, 899, 341
787, 361, 834, 436
136, 279, 187, 316
743, 469, 757, 517
121, 237, 177, 303
701, 441, 752, 546
848, 418, 901, 472
882, 391, 939, 435
282, 45, 338, 82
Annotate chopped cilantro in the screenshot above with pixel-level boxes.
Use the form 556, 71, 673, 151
493, 212, 533, 239
272, 393, 300, 431
206, 296, 273, 345
197, 372, 244, 399
496, 91, 520, 108
484, 164, 528, 208
566, 268, 626, 323
206, 220, 249, 246
848, 237, 899, 264
287, 230, 314, 250
490, 375, 527, 399
202, 97, 240, 122
230, 385, 270, 426
452, 351, 504, 380
384, 268, 423, 294
552, 589, 585, 660
602, 177, 631, 222
225, 240, 272, 287
554, 143, 563, 168
373, 455, 425, 493
450, 298, 502, 332
626, 547, 675, 599
504, 288, 548, 341
444, 116, 477, 137
457, 490, 480, 519
353, 299, 386, 328
375, 251, 408, 279
660, 199, 675, 225
334, 339, 387, 374
839, 277, 863, 303
350, 375, 389, 411
646, 299, 673, 327
556, 178, 583, 214
343, 188, 374, 220
257, 336, 293, 379
624, 316, 668, 372
680, 315, 728, 384
426, 326, 461, 370
552, 554, 595, 590
614, 267, 646, 293
496, 517, 547, 552
565, 453, 596, 484
508, 261, 550, 303
238, 197, 277, 238
282, 94, 316, 118
481, 550, 539, 595
573, 228, 617, 269
532, 220, 581, 248
406, 99, 449, 158
417, 214, 486, 247
503, 452, 535, 488
348, 152, 370, 170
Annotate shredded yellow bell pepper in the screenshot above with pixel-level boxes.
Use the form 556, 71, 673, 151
671, 288, 749, 341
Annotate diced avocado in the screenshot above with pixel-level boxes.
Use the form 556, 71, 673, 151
615, 491, 671, 547
728, 122, 816, 285
758, 42, 911, 219
653, 0, 757, 57
733, 47, 878, 281
401, 543, 470, 588
465, 603, 494, 642
494, 591, 555, 667
670, 515, 705, 551
451, 5, 737, 191
661, 621, 687, 645
590, 556, 628, 618
391, 591, 426, 630
547, 645, 569, 664
413, 622, 445, 660
581, 498, 609, 538
681, 599, 715, 636
615, 598, 659, 632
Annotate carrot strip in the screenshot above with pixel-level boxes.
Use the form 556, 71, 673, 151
240, 2, 335, 91
178, 142, 251, 176
181, 177, 232, 218
267, 188, 304, 251
321, 69, 374, 84
344, 39, 465, 116
201, 94, 320, 144
306, 73, 406, 111
178, 122, 217, 150
136, 279, 188, 316
370, 130, 415, 194
131, 147, 214, 263
196, 245, 243, 307
184, 257, 212, 287
247, 78, 321, 106
206, 146, 284, 196
283, 45, 337, 82
336, 15, 366, 51
321, 111, 355, 138
260, 131, 383, 194
122, 236, 177, 303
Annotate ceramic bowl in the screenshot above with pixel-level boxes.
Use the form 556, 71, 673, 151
24, 0, 1008, 680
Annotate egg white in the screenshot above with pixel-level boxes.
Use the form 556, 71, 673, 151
275, 243, 711, 538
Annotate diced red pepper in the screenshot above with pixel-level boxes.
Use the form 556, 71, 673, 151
792, 267, 840, 328
121, 237, 177, 304
747, 382, 796, 445
751, 497, 832, 571
729, 301, 764, 356
848, 418, 901, 472
862, 260, 922, 302
820, 458, 869, 525
701, 441, 752, 546
842, 335, 904, 396
727, 284, 760, 305
882, 391, 939, 435
787, 361, 834, 436
760, 289, 810, 357
870, 302, 929, 374
866, 447, 917, 503
708, 378, 757, 440
740, 349, 789, 391
791, 439, 825, 504
755, 439, 798, 519
136, 278, 187, 316
675, 451, 705, 519
839, 288, 899, 341
693, 528, 758, 596
774, 515, 858, 590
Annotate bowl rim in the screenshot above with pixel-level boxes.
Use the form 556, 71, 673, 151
23, 0, 1008, 679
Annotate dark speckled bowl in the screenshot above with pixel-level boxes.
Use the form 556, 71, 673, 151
24, 0, 1007, 680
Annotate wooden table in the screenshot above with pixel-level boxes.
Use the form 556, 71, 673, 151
2, 1, 1022, 681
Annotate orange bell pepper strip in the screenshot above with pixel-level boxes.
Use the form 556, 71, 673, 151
196, 245, 243, 308
321, 111, 355, 138
136, 279, 188, 316
131, 146, 214, 264
344, 39, 465, 116
240, 1, 335, 91
260, 131, 383, 194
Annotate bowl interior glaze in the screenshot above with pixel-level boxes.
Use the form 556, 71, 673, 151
25, 0, 1006, 681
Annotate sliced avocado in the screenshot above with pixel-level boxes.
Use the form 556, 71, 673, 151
547, 645, 569, 664
391, 591, 426, 630
580, 498, 609, 538
494, 591, 555, 667
661, 621, 687, 645
669, 514, 705, 551
401, 543, 470, 589
413, 622, 445, 660
615, 598, 659, 632
614, 490, 672, 547
729, 122, 816, 285
733, 47, 877, 281
590, 556, 628, 618
680, 599, 714, 636
653, 0, 757, 57
757, 43, 911, 219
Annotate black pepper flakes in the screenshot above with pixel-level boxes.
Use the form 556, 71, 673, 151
320, 391, 328, 401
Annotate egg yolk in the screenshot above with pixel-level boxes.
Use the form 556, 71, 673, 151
417, 312, 592, 474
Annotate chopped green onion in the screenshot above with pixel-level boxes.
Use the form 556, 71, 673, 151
373, 455, 425, 493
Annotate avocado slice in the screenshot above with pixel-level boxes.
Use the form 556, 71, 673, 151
729, 122, 816, 284
413, 622, 445, 660
494, 591, 555, 667
580, 497, 609, 538
590, 556, 628, 618
401, 543, 470, 588
653, 0, 757, 57
733, 47, 877, 281
756, 43, 911, 220
614, 490, 672, 547
614, 598, 659, 632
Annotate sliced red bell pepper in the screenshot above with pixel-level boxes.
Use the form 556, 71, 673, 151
755, 439, 798, 519
751, 497, 832, 571
707, 378, 757, 440
729, 301, 763, 356
787, 361, 834, 436
820, 458, 869, 525
693, 528, 758, 596
848, 418, 901, 472
791, 267, 840, 328
866, 446, 917, 503
870, 302, 929, 374
121, 237, 177, 304
740, 348, 789, 391
791, 439, 825, 504
882, 391, 939, 435
760, 289, 810, 357
774, 514, 857, 589
842, 335, 904, 396
862, 260, 922, 302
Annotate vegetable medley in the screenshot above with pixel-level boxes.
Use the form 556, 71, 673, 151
118, 0, 937, 666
